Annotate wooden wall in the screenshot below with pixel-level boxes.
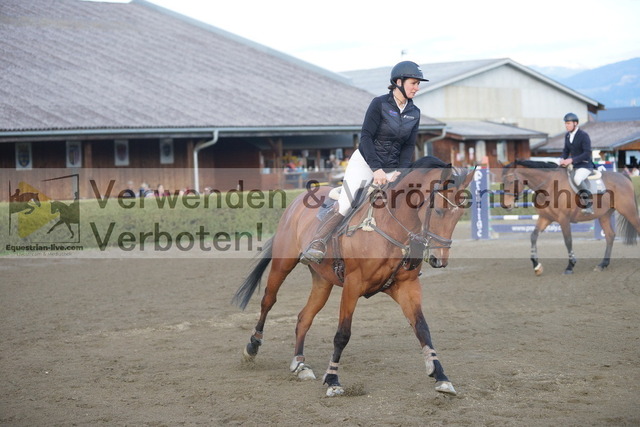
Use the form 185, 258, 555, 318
1, 136, 270, 201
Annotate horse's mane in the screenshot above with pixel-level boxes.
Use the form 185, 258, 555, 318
409, 155, 450, 170
395, 155, 469, 188
506, 159, 560, 171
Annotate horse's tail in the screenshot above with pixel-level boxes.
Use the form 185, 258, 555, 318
232, 237, 274, 310
617, 195, 639, 245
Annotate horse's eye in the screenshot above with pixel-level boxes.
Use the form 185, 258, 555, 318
435, 208, 445, 217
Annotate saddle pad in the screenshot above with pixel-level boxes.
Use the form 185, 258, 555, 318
568, 170, 607, 194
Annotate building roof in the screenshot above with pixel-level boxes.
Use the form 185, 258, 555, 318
0, 0, 443, 141
534, 120, 640, 152
445, 121, 547, 141
344, 58, 603, 110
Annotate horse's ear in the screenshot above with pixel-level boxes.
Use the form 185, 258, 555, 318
460, 166, 476, 189
439, 166, 453, 185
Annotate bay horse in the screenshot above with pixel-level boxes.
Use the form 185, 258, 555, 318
234, 156, 474, 397
501, 160, 640, 275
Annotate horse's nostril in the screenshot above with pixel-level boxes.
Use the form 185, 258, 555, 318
428, 255, 440, 268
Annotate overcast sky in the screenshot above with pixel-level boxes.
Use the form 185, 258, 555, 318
147, 0, 640, 73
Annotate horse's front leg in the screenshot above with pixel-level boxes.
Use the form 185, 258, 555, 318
323, 283, 359, 397
530, 216, 552, 276
291, 269, 334, 381
386, 279, 456, 395
559, 219, 576, 274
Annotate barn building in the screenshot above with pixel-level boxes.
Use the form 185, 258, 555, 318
0, 0, 445, 201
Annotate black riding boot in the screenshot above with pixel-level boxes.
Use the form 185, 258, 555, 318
299, 209, 345, 265
577, 181, 593, 214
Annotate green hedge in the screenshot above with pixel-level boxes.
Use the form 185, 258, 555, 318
2, 189, 306, 252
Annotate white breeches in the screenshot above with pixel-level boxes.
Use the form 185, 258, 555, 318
573, 168, 591, 186
336, 149, 396, 216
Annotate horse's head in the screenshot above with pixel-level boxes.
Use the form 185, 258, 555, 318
500, 162, 520, 210
422, 166, 474, 268
391, 156, 473, 268
50, 200, 61, 214
500, 159, 559, 210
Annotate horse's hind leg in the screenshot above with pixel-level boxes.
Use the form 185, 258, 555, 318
290, 268, 334, 380
65, 222, 75, 239
243, 257, 298, 361
595, 211, 615, 271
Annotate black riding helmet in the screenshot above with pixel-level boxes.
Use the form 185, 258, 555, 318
564, 112, 579, 123
390, 61, 428, 99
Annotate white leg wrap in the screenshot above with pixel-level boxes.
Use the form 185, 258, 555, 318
422, 345, 439, 376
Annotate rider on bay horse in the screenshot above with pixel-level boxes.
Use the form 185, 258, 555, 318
558, 112, 594, 215
300, 61, 429, 265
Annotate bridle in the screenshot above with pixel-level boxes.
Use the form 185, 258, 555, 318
502, 171, 521, 202
353, 173, 467, 298
382, 179, 466, 253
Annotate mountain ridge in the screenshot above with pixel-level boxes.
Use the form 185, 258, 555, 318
532, 58, 639, 108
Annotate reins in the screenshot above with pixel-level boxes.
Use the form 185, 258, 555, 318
346, 184, 455, 255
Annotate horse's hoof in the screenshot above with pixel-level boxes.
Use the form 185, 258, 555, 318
297, 368, 316, 380
242, 346, 256, 362
296, 367, 316, 380
534, 264, 543, 276
594, 265, 606, 272
326, 385, 345, 397
435, 381, 457, 395
290, 357, 316, 380
563, 269, 573, 275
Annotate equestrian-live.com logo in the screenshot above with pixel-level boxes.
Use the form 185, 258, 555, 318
7, 174, 82, 252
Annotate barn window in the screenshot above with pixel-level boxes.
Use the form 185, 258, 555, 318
15, 142, 32, 170
66, 141, 82, 168
497, 140, 508, 163
114, 140, 129, 166
159, 139, 174, 164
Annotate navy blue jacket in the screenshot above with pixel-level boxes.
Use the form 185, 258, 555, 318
562, 128, 593, 170
359, 92, 420, 172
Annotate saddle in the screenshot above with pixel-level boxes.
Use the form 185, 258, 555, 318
316, 185, 373, 222
568, 168, 607, 194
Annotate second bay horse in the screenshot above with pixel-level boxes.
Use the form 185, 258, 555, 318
234, 156, 473, 397
501, 160, 640, 275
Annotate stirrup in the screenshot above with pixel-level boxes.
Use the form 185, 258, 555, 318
299, 240, 327, 265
